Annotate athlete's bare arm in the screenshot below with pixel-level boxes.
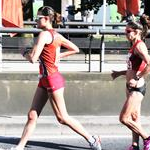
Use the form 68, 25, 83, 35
135, 42, 150, 78
24, 31, 53, 63
60, 35, 79, 58
111, 70, 127, 80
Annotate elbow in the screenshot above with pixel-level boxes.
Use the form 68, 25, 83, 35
30, 60, 34, 64
25, 54, 37, 64
75, 48, 80, 53
30, 60, 36, 64
29, 57, 37, 64
147, 63, 150, 72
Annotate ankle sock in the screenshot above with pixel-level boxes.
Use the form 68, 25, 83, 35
88, 136, 95, 144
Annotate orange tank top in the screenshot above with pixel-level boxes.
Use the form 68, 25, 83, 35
127, 40, 146, 72
39, 29, 61, 76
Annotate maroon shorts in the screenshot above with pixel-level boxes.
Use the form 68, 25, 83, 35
38, 72, 65, 93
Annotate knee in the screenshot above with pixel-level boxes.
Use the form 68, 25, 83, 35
28, 110, 38, 123
56, 115, 69, 125
131, 112, 139, 121
119, 115, 130, 125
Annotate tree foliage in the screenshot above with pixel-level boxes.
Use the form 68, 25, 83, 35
80, 0, 117, 14
80, 0, 144, 14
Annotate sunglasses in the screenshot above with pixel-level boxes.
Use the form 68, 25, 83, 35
35, 15, 45, 21
125, 29, 135, 34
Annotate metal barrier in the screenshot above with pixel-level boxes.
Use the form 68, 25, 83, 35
0, 27, 98, 34
0, 27, 98, 72
1, 27, 150, 72
24, 21, 127, 28
64, 22, 127, 28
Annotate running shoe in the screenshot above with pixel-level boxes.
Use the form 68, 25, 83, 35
128, 145, 140, 150
144, 137, 150, 150
89, 135, 102, 150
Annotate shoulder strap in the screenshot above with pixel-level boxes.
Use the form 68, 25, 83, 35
132, 40, 142, 50
130, 40, 142, 53
48, 29, 54, 44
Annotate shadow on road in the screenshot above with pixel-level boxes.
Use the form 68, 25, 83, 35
0, 136, 90, 150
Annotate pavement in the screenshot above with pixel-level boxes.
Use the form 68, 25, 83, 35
1, 115, 150, 138
1, 53, 150, 139
0, 135, 142, 150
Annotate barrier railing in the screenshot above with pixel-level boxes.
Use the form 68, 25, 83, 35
64, 22, 127, 28
1, 27, 149, 72
0, 27, 98, 72
0, 27, 98, 34
24, 21, 127, 28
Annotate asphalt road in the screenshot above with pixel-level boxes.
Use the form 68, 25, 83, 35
0, 135, 144, 150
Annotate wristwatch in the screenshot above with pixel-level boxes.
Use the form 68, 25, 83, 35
22, 48, 30, 57
135, 75, 140, 80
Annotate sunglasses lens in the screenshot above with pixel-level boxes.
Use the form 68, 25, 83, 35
127, 30, 131, 33
125, 29, 134, 34
35, 16, 44, 21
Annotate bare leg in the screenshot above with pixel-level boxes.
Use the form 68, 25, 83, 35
131, 104, 141, 147
132, 132, 139, 146
49, 88, 91, 141
131, 114, 141, 147
16, 87, 48, 149
120, 92, 149, 140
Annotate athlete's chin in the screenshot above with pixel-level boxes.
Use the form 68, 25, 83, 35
127, 37, 132, 41
37, 26, 44, 29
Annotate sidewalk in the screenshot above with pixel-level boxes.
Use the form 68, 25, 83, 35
2, 54, 127, 72
1, 116, 150, 138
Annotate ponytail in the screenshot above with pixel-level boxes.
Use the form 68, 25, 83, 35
140, 14, 150, 39
127, 14, 150, 40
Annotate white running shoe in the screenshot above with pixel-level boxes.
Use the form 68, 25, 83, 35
89, 135, 102, 150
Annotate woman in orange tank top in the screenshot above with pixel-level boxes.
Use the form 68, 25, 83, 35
112, 15, 150, 150
10, 6, 102, 150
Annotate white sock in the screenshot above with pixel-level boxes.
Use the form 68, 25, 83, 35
88, 136, 95, 144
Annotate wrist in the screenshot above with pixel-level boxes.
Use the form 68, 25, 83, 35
135, 75, 140, 80
22, 48, 30, 57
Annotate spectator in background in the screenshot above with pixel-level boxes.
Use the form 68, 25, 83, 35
82, 9, 94, 29
117, 0, 141, 22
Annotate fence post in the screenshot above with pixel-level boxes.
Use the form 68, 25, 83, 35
100, 35, 105, 72
88, 35, 93, 72
100, 0, 107, 72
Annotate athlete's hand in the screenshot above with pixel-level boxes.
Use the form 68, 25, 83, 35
20, 47, 30, 57
111, 70, 120, 80
129, 79, 138, 87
